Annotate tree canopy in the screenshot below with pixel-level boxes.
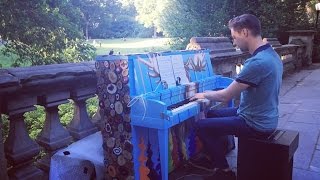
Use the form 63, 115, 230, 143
0, 0, 95, 66
0, 0, 149, 66
157, 0, 231, 48
0, 0, 316, 66
133, 0, 313, 47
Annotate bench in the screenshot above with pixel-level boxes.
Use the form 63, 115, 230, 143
237, 129, 299, 180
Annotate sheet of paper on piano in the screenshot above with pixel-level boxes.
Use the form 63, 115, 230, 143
171, 54, 190, 84
157, 55, 176, 87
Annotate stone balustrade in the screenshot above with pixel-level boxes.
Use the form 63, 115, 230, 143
0, 62, 101, 179
186, 36, 307, 78
0, 31, 312, 179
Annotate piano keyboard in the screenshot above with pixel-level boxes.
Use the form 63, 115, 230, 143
170, 100, 198, 115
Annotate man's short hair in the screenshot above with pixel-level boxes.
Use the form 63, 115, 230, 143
228, 14, 261, 36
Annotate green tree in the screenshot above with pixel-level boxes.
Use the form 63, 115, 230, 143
233, 0, 311, 38
0, 0, 95, 66
134, 0, 164, 37
71, 0, 107, 41
158, 0, 230, 49
92, 0, 138, 38
156, 0, 311, 48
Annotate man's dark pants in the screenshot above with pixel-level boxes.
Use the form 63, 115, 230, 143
196, 107, 271, 169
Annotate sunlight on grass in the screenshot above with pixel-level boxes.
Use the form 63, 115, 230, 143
0, 38, 173, 68
0, 46, 18, 68
89, 38, 172, 55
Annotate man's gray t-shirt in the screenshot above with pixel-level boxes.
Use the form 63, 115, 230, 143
236, 44, 283, 132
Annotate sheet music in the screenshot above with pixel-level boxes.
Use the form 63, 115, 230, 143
171, 55, 190, 84
157, 55, 176, 87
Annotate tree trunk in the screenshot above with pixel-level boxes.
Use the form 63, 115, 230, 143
86, 22, 89, 41
153, 26, 157, 38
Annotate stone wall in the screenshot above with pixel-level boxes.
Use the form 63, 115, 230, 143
0, 32, 311, 179
186, 36, 307, 79
0, 62, 101, 179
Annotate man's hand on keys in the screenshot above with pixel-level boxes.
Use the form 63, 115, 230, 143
190, 92, 206, 101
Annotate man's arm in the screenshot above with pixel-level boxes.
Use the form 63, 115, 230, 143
190, 80, 250, 102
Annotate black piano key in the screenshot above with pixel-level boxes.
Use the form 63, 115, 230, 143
167, 98, 197, 110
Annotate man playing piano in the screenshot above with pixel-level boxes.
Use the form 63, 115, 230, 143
191, 14, 283, 180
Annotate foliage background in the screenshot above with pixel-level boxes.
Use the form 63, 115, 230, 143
1, 0, 317, 66
1, 98, 98, 142
1, 0, 319, 141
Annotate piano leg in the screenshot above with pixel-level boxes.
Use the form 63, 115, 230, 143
131, 125, 140, 180
158, 129, 169, 180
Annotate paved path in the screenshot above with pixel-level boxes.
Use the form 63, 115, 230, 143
171, 64, 320, 180
277, 64, 320, 180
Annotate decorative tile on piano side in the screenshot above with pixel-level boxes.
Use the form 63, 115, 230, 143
178, 111, 190, 123
196, 80, 205, 93
214, 75, 222, 87
170, 96, 180, 106
170, 86, 186, 96
202, 83, 209, 92
204, 76, 218, 90
160, 89, 172, 106
144, 92, 161, 100
170, 86, 186, 105
188, 105, 200, 118
170, 114, 181, 126
207, 76, 218, 83
215, 76, 234, 89
203, 85, 211, 92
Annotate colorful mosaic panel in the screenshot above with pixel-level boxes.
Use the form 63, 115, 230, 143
96, 59, 134, 180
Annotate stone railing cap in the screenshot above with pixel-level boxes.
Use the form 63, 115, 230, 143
0, 69, 20, 92
264, 38, 279, 40
190, 37, 231, 43
210, 50, 247, 59
277, 44, 302, 48
0, 61, 96, 94
5, 62, 95, 83
287, 30, 317, 36
288, 38, 305, 46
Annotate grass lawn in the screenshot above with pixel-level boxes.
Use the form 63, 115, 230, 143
0, 46, 18, 68
88, 38, 172, 55
0, 38, 172, 68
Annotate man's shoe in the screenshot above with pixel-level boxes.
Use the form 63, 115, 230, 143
188, 153, 216, 172
211, 169, 236, 180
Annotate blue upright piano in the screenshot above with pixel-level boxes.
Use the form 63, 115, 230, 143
95, 49, 233, 180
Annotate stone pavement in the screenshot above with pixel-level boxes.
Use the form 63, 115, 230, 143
170, 64, 320, 180
277, 64, 320, 180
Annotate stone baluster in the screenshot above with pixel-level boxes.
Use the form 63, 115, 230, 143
294, 46, 305, 69
36, 91, 72, 173
287, 39, 306, 70
0, 95, 8, 180
0, 138, 8, 180
3, 95, 43, 179
92, 106, 102, 130
67, 87, 98, 140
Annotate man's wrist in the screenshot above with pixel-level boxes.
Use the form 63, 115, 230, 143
202, 92, 207, 99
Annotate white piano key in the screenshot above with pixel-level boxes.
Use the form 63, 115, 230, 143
170, 101, 198, 115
